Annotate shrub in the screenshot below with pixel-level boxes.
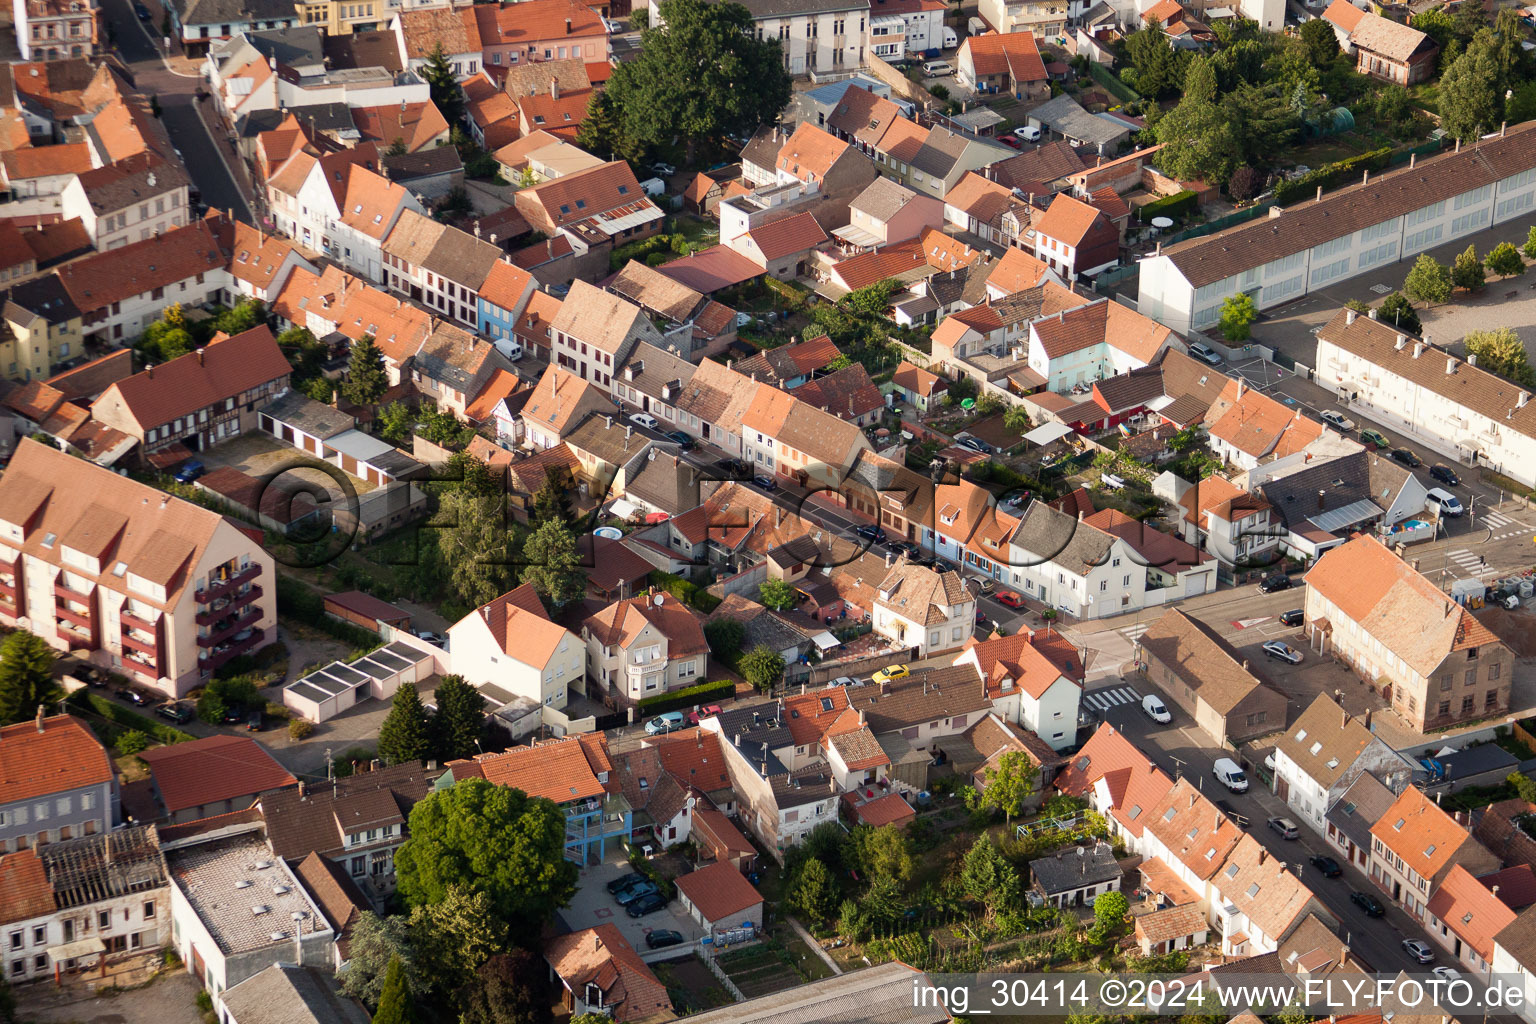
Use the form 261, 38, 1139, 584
635, 678, 734, 713
647, 570, 722, 612
1273, 147, 1392, 206
1136, 190, 1197, 223
115, 729, 150, 756
289, 718, 315, 740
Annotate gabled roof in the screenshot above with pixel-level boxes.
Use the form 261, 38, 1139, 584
470, 736, 607, 804
1137, 608, 1278, 715
93, 325, 289, 431
0, 714, 114, 805
522, 364, 616, 436
1371, 785, 1483, 882
1206, 379, 1324, 459
1214, 834, 1327, 943
776, 122, 851, 184
962, 30, 1047, 82
0, 848, 56, 925
676, 861, 763, 922
791, 363, 883, 420
1146, 777, 1243, 880
1276, 694, 1387, 791
583, 592, 707, 656
843, 665, 991, 735
1033, 191, 1112, 249
890, 360, 947, 398
958, 630, 1080, 699
457, 582, 572, 669
396, 5, 481, 57
544, 925, 672, 1024
744, 211, 828, 262
1426, 864, 1517, 962
140, 735, 296, 814
518, 160, 650, 228
55, 218, 226, 313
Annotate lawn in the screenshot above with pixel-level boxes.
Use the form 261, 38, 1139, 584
1408, 81, 1441, 115
717, 944, 804, 998
1285, 133, 1372, 169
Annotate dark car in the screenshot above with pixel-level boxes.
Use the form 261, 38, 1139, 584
222, 703, 245, 725
1351, 891, 1385, 917
888, 541, 922, 559
1258, 574, 1293, 594
957, 436, 994, 455
854, 524, 888, 544
1280, 608, 1304, 627
607, 872, 647, 895
156, 701, 193, 723
714, 458, 751, 480
663, 430, 695, 450
117, 686, 148, 706
752, 474, 778, 492
627, 892, 667, 917
646, 929, 685, 950
615, 880, 659, 905
1390, 447, 1421, 468
1430, 464, 1461, 487
246, 708, 263, 730
174, 458, 206, 484
1310, 854, 1342, 877
134, 1, 151, 17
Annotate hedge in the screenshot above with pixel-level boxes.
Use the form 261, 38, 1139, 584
636, 678, 735, 713
67, 690, 193, 748
647, 570, 722, 613
1273, 146, 1392, 206
1137, 190, 1198, 223
276, 574, 385, 649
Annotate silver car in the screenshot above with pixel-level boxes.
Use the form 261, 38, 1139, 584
1262, 640, 1303, 665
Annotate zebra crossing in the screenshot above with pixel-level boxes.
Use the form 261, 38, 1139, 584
1479, 509, 1527, 542
1447, 549, 1486, 576
1120, 622, 1149, 643
1083, 685, 1142, 711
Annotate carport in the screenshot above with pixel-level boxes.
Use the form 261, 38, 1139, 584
1023, 421, 1075, 446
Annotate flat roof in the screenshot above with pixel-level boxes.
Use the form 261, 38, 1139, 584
165, 831, 330, 957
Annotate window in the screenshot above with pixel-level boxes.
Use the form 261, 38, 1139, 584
6, 934, 18, 951
1466, 669, 1477, 686
143, 901, 155, 919
31, 927, 42, 945
1438, 700, 1450, 716
1462, 695, 1475, 713
1487, 690, 1500, 709
98, 911, 110, 930
1489, 662, 1501, 679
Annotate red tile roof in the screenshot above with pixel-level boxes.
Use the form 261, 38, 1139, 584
676, 860, 763, 923
1034, 191, 1110, 248
544, 925, 671, 1023
0, 848, 55, 924
1426, 864, 1516, 961
743, 211, 828, 262
0, 714, 113, 805
55, 219, 226, 312
469, 736, 606, 804
139, 734, 297, 814
92, 325, 290, 432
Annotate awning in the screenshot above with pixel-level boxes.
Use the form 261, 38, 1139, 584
1023, 421, 1075, 445
48, 938, 106, 961
1307, 499, 1383, 533
609, 498, 639, 520
831, 224, 883, 248
809, 630, 840, 652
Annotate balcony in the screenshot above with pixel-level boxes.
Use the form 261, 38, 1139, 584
197, 564, 260, 604
55, 601, 93, 630
54, 581, 91, 602
57, 622, 93, 650
196, 584, 262, 626
196, 606, 262, 649
0, 577, 16, 601
200, 627, 264, 674
122, 654, 159, 680
119, 609, 157, 635
120, 629, 157, 657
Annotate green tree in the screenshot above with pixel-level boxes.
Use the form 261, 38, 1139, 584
1154, 84, 1243, 185
1487, 241, 1526, 278
960, 836, 1020, 916
1003, 405, 1031, 433
970, 751, 1037, 824
1090, 890, 1131, 944
574, 90, 638, 164
1404, 254, 1453, 307
850, 823, 913, 883
1439, 44, 1501, 141
447, 451, 503, 499
758, 577, 796, 610
790, 856, 838, 922
0, 629, 58, 725
1276, 1000, 1314, 1024
408, 884, 507, 999
394, 777, 578, 930
300, 377, 335, 403
1218, 293, 1258, 342
212, 298, 265, 336
1124, 18, 1184, 98
378, 684, 431, 766
343, 336, 388, 407
1453, 244, 1487, 291
422, 45, 465, 124
529, 467, 575, 528
373, 957, 416, 1024
1465, 327, 1536, 387
703, 618, 745, 662
738, 644, 786, 692
386, 137, 409, 157
1298, 17, 1339, 65
461, 949, 553, 1024
439, 487, 517, 609
1525, 225, 1536, 260
430, 675, 486, 762
1376, 292, 1422, 334
378, 400, 415, 443
603, 0, 792, 162
1510, 771, 1536, 803
343, 914, 425, 1007
116, 730, 150, 756
519, 518, 587, 609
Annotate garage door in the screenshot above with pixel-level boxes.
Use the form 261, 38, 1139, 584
1183, 573, 1208, 598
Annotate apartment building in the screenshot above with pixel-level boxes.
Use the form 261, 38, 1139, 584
381, 210, 503, 327
729, 0, 872, 75
0, 439, 278, 693
977, 0, 1066, 35
1424, 864, 1519, 979
866, 0, 946, 59
391, 6, 480, 78
0, 275, 82, 382
170, 0, 298, 55
1138, 125, 1536, 334
1030, 192, 1120, 284
0, 713, 118, 853
265, 146, 423, 282
63, 154, 190, 251
475, 259, 537, 357
14, 0, 97, 61
550, 280, 665, 388
1304, 533, 1513, 732
1369, 785, 1499, 921
701, 704, 840, 858
90, 326, 290, 456
1315, 307, 1536, 488
952, 630, 1082, 749
447, 582, 584, 708
581, 592, 707, 709
474, 0, 608, 67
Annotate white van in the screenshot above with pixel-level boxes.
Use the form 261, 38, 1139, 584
942, 26, 958, 47
1213, 757, 1249, 792
1426, 487, 1464, 518
922, 60, 954, 77
1141, 694, 1171, 723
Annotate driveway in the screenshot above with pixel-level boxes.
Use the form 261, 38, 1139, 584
561, 854, 706, 960
18, 969, 204, 1024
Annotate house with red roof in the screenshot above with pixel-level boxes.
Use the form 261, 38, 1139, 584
447, 582, 585, 709
1024, 295, 1179, 392
0, 713, 118, 853
1369, 785, 1499, 922
956, 32, 1049, 99
675, 860, 763, 936
544, 925, 673, 1023
581, 592, 707, 711
140, 735, 297, 824
953, 629, 1082, 750
1029, 191, 1120, 284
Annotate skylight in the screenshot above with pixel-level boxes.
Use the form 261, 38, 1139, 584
1163, 807, 1177, 821
1246, 883, 1260, 898
1296, 729, 1307, 742
1310, 742, 1322, 755
1425, 844, 1436, 856
1394, 818, 1406, 830
1225, 864, 1240, 878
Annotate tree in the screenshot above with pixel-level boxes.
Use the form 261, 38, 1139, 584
1403, 254, 1453, 307
959, 836, 1020, 916
386, 137, 409, 157
738, 644, 785, 693
1276, 1000, 1314, 1024
1227, 165, 1261, 202
519, 518, 587, 609
344, 915, 423, 1009
790, 857, 838, 922
1525, 225, 1536, 260
758, 578, 796, 611
529, 467, 575, 528
1377, 292, 1422, 335
1510, 771, 1536, 804
850, 823, 913, 883
1090, 890, 1130, 944
374, 957, 416, 1024
1124, 19, 1184, 99
1003, 405, 1031, 433
703, 618, 745, 662
1298, 17, 1339, 65
1453, 244, 1487, 291
1154, 88, 1243, 185
212, 298, 264, 336
408, 884, 508, 999
0, 629, 58, 725
422, 44, 465, 124
431, 675, 486, 762
1487, 241, 1526, 278
461, 950, 553, 1024
575, 91, 639, 164
1465, 327, 1536, 387
378, 684, 431, 765
603, 0, 792, 162
394, 777, 578, 930
379, 400, 415, 443
971, 751, 1037, 823
447, 451, 504, 499
1439, 44, 1501, 141
439, 487, 517, 609
343, 336, 388, 407
1218, 293, 1258, 342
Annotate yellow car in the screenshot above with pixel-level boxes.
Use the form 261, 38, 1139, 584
871, 665, 910, 685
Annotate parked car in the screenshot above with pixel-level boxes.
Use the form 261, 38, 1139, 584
1351, 891, 1385, 917
117, 686, 148, 706
752, 474, 778, 492
854, 524, 888, 544
646, 929, 685, 949
1391, 447, 1422, 468
921, 60, 954, 76
222, 703, 245, 725
607, 872, 647, 895
1320, 410, 1356, 431
1402, 939, 1435, 963
246, 708, 263, 730
1013, 125, 1041, 142
174, 458, 206, 484
134, 1, 152, 17
663, 430, 694, 450
1430, 464, 1461, 487
871, 664, 910, 685
615, 879, 659, 905
1262, 640, 1303, 665
998, 134, 1022, 149
413, 630, 447, 647
1188, 341, 1223, 366
957, 435, 993, 454
686, 704, 723, 726
1212, 757, 1249, 792
644, 712, 686, 735
994, 591, 1024, 608
1309, 854, 1342, 877
156, 701, 193, 723
888, 541, 922, 559
1426, 487, 1464, 518
831, 676, 858, 687
1266, 816, 1300, 839
714, 458, 751, 480
1141, 694, 1172, 723
1258, 574, 1293, 594
1280, 609, 1305, 627
1431, 967, 1461, 980
629, 412, 659, 430
1360, 428, 1391, 448
627, 892, 668, 917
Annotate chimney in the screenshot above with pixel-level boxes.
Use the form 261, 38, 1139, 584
147, 364, 154, 378
760, 760, 768, 776
1345, 308, 1356, 326
1413, 341, 1424, 359
1447, 356, 1456, 375
1341, 706, 1349, 729
1495, 885, 1502, 899
551, 77, 560, 100
1520, 392, 1530, 409
1362, 169, 1369, 185
1316, 185, 1323, 202
1268, 206, 1281, 219
1369, 307, 1378, 320
880, 680, 890, 695
858, 708, 867, 726
1241, 659, 1249, 671
1410, 153, 1416, 168
735, 732, 741, 747
1258, 847, 1267, 866
36, 704, 45, 732
1363, 709, 1372, 730
1237, 378, 1246, 398
565, 16, 572, 31
298, 780, 307, 798
1395, 334, 1407, 350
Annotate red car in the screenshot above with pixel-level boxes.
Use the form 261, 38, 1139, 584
995, 591, 1025, 609
998, 134, 1022, 148
687, 704, 723, 726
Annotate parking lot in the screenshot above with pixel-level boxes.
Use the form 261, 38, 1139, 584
561, 854, 705, 960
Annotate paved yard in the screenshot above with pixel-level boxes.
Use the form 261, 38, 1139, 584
201, 432, 379, 494
17, 969, 204, 1024
560, 854, 705, 957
